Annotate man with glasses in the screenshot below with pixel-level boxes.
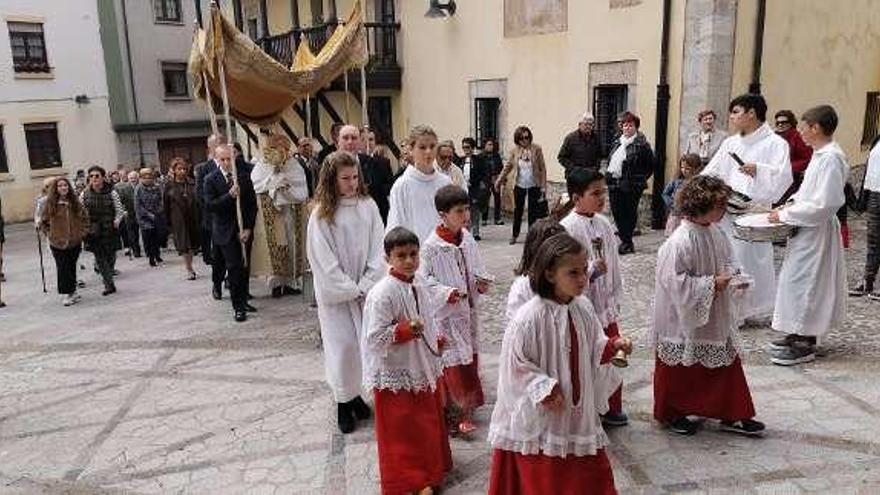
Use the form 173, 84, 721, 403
774, 110, 813, 205
81, 166, 126, 296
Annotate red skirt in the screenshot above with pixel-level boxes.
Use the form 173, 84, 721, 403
374, 387, 452, 495
488, 449, 617, 495
443, 354, 485, 412
653, 356, 756, 424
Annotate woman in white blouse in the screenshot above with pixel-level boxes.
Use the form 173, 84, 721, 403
495, 126, 548, 245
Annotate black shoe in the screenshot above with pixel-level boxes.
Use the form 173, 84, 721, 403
768, 333, 798, 352
149, 259, 157, 267
618, 243, 635, 255
247, 293, 254, 300
212, 285, 222, 300
338, 402, 356, 434
668, 417, 698, 435
850, 282, 875, 297
349, 396, 372, 420
102, 285, 117, 296
271, 287, 283, 298
473, 234, 482, 241
234, 310, 247, 322
282, 285, 301, 296
720, 418, 765, 437
156, 257, 163, 263
244, 303, 258, 313
509, 237, 517, 245
494, 220, 505, 225
601, 411, 629, 427
770, 342, 816, 366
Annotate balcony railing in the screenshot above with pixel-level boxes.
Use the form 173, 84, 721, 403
258, 21, 401, 72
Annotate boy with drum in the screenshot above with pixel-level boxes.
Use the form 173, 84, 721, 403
768, 105, 848, 366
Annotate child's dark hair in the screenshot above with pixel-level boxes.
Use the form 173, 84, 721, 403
551, 168, 606, 220
515, 218, 566, 276
529, 233, 586, 299
384, 226, 420, 256
678, 153, 703, 177
729, 93, 767, 122
801, 105, 838, 136
434, 184, 470, 213
675, 175, 732, 218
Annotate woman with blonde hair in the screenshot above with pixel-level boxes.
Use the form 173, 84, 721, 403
306, 151, 386, 434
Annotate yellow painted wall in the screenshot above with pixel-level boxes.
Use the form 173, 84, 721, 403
396, 1, 669, 183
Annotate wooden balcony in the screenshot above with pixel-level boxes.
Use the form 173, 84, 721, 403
257, 21, 402, 90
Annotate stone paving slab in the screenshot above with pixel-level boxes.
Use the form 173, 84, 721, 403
0, 218, 879, 494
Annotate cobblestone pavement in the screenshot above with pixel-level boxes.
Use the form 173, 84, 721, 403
0, 216, 879, 494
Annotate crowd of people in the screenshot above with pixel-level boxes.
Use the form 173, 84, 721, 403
1, 90, 879, 494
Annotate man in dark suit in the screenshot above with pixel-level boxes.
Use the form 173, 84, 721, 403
338, 125, 393, 222
204, 144, 258, 322
462, 137, 492, 240
194, 134, 227, 266
316, 122, 344, 166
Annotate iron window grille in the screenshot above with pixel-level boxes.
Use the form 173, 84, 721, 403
24, 122, 62, 170
8, 22, 49, 73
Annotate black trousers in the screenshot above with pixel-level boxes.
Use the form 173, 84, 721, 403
142, 228, 161, 262
51, 245, 81, 295
213, 237, 252, 310
865, 190, 880, 284
92, 247, 117, 289
512, 186, 542, 239
609, 184, 644, 246
201, 226, 213, 264
123, 217, 141, 256
484, 177, 503, 222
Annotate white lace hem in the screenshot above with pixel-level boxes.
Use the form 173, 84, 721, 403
441, 349, 476, 368
693, 276, 715, 327
656, 338, 739, 368
487, 430, 610, 458
363, 370, 441, 393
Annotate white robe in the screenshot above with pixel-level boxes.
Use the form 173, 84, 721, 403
702, 123, 792, 318
652, 220, 746, 368
488, 296, 621, 457
560, 211, 623, 328
419, 229, 493, 368
505, 275, 533, 324
361, 274, 445, 393
386, 166, 452, 242
306, 197, 386, 402
773, 142, 848, 337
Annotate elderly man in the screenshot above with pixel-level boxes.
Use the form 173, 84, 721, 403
114, 170, 141, 258
204, 144, 258, 322
558, 112, 602, 176
294, 137, 320, 196
194, 134, 228, 267
685, 109, 728, 165
338, 124, 393, 222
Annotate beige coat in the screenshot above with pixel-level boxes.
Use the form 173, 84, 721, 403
497, 144, 548, 212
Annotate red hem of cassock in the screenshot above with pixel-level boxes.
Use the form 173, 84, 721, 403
653, 355, 756, 424
443, 354, 485, 411
488, 449, 617, 495
374, 387, 452, 495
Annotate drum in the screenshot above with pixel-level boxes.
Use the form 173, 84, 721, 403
732, 213, 797, 243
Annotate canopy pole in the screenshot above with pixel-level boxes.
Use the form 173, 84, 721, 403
344, 71, 351, 122
360, 64, 368, 127
305, 93, 312, 138
201, 71, 220, 136
217, 58, 247, 267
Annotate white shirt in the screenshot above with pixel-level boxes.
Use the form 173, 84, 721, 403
386, 166, 453, 242
463, 156, 472, 183
516, 157, 536, 188
865, 140, 880, 192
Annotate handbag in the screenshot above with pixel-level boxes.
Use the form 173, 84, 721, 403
533, 191, 549, 218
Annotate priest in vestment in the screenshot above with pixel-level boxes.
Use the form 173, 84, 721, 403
702, 94, 792, 321
250, 134, 309, 297
768, 105, 847, 366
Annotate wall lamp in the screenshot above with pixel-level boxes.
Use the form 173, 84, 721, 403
74, 94, 91, 105
425, 0, 456, 18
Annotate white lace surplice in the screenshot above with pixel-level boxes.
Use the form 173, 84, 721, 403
652, 220, 746, 368
505, 275, 533, 324
419, 229, 493, 368
488, 296, 621, 458
362, 275, 446, 393
560, 212, 623, 327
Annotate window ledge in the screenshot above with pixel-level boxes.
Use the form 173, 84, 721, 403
30, 168, 66, 179
0, 173, 14, 183
163, 96, 192, 102
154, 19, 184, 26
15, 71, 54, 80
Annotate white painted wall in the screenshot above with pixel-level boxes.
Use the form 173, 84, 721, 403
0, 0, 117, 222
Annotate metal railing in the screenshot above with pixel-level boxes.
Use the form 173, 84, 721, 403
258, 21, 400, 69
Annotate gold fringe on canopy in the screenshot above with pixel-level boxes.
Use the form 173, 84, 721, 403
189, 0, 368, 126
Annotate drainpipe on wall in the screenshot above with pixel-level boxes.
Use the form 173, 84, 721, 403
749, 0, 766, 94
651, 0, 672, 230
120, 0, 144, 166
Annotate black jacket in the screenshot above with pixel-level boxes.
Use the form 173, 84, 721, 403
558, 129, 601, 173
359, 153, 393, 223
463, 155, 492, 200
203, 162, 258, 246
608, 132, 655, 190
194, 159, 217, 229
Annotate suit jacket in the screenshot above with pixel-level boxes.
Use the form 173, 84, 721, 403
359, 152, 393, 223
194, 158, 217, 228
204, 163, 258, 246
463, 154, 492, 200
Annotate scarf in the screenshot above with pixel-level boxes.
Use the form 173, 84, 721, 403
607, 134, 636, 178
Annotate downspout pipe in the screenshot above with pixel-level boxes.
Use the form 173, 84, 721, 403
749, 0, 766, 94
120, 0, 144, 166
651, 0, 672, 230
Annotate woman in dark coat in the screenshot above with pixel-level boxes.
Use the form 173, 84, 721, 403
164, 157, 201, 280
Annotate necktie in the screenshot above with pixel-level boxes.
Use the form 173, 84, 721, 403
225, 173, 234, 188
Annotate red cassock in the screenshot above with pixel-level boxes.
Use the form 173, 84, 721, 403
488, 449, 617, 495
604, 322, 622, 413
653, 356, 755, 424
442, 354, 485, 412
374, 386, 452, 495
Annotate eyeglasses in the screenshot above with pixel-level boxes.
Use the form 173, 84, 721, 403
88, 174, 102, 178
775, 120, 791, 127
